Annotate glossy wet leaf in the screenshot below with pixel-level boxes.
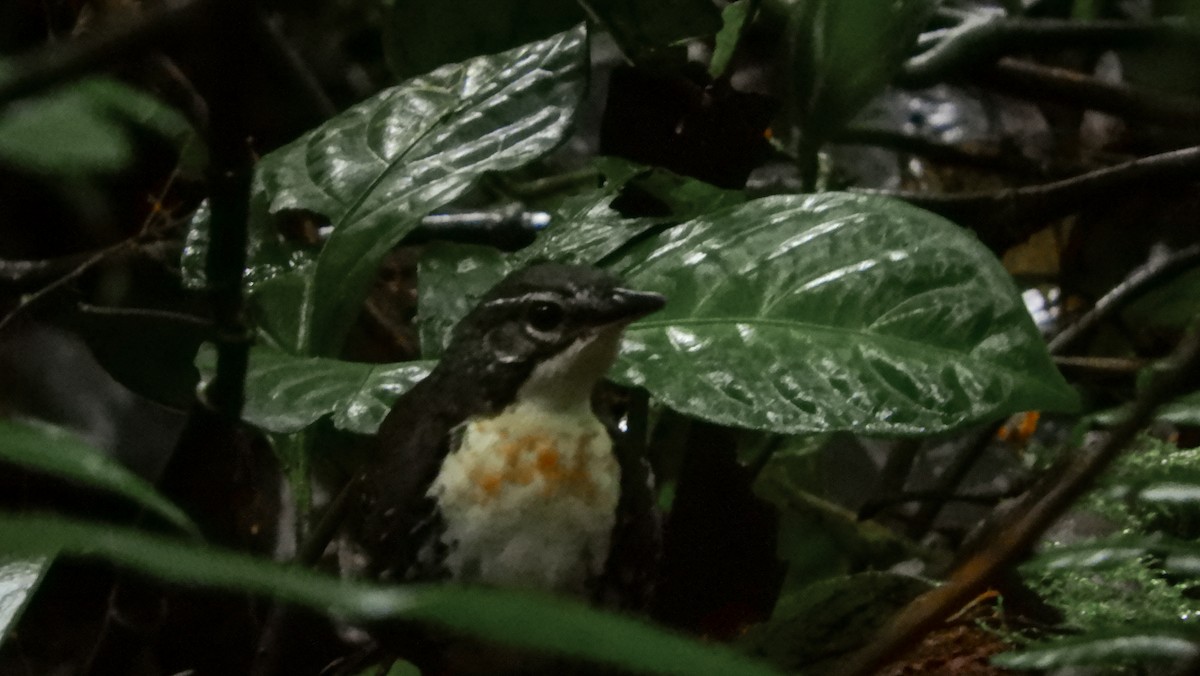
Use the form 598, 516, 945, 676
993, 626, 1200, 670
0, 556, 49, 640
417, 243, 510, 360
0, 514, 782, 676
0, 419, 196, 536
195, 344, 433, 434
610, 192, 1080, 435
788, 0, 934, 145
0, 77, 199, 176
184, 27, 587, 355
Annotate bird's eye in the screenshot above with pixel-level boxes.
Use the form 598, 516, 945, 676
526, 301, 565, 333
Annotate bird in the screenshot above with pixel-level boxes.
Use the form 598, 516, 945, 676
335, 262, 666, 669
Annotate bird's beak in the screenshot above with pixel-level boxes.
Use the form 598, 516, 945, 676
599, 288, 666, 325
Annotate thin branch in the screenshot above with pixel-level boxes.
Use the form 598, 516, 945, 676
838, 327, 1200, 676
1053, 355, 1149, 375
0, 240, 179, 288
902, 18, 1191, 88
978, 57, 1200, 127
0, 243, 126, 335
862, 145, 1200, 253
1049, 244, 1200, 354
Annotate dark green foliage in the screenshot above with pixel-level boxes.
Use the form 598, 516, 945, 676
4, 4, 1195, 674
1000, 437, 1200, 671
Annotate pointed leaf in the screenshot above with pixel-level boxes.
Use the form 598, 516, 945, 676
196, 344, 433, 434
0, 514, 782, 676
288, 26, 586, 355
0, 419, 197, 535
610, 193, 1079, 435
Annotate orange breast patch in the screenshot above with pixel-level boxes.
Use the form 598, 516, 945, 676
469, 431, 602, 503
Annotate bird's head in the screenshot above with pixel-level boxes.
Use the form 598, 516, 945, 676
441, 263, 665, 412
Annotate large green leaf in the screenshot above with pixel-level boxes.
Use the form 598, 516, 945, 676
0, 556, 49, 641
183, 26, 587, 356
0, 514, 781, 676
195, 344, 433, 435
787, 0, 934, 146
610, 193, 1079, 435
0, 419, 197, 536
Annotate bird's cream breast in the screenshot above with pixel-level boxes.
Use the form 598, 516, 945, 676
427, 400, 620, 593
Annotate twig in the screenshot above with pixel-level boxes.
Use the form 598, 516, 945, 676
862, 145, 1200, 253
902, 18, 1190, 88
0, 243, 126, 335
838, 326, 1200, 676
0, 240, 180, 288
1049, 243, 1200, 354
977, 57, 1200, 128
1053, 355, 1149, 375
